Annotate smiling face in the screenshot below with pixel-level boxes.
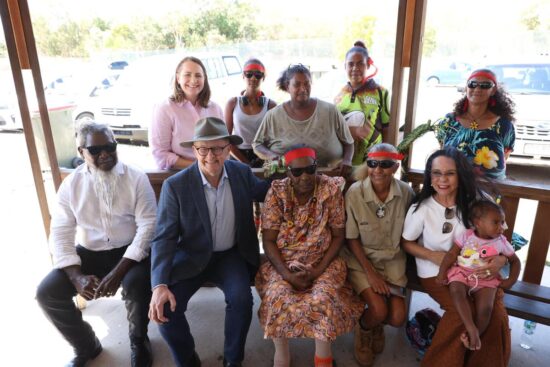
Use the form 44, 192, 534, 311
193, 138, 231, 181
287, 72, 312, 105
346, 51, 368, 88
79, 131, 118, 171
430, 156, 459, 199
466, 76, 496, 106
177, 60, 205, 103
366, 152, 399, 189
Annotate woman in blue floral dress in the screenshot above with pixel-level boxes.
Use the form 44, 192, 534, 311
435, 69, 516, 180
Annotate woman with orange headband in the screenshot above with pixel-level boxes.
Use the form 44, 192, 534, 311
341, 143, 414, 366
255, 146, 362, 367
435, 69, 516, 180
225, 58, 277, 167
335, 41, 392, 166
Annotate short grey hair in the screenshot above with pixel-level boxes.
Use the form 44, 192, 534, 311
368, 143, 399, 158
76, 121, 115, 147
353, 143, 400, 181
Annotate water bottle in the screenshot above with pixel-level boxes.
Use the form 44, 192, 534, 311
520, 320, 537, 349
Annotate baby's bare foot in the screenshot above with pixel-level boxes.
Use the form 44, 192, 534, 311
466, 327, 481, 350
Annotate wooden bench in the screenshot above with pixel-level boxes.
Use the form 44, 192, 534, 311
62, 166, 550, 324
404, 169, 550, 325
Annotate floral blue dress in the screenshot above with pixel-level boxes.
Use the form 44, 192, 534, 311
435, 113, 515, 180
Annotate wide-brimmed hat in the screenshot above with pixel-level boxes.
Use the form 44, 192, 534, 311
180, 117, 243, 148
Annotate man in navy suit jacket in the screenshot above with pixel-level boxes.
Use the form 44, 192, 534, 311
149, 117, 270, 367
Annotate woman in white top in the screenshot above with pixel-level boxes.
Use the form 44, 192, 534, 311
401, 147, 510, 367
225, 58, 277, 167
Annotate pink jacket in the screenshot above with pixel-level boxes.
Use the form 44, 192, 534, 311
150, 98, 223, 169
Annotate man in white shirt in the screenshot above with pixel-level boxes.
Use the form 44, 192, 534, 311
36, 122, 157, 367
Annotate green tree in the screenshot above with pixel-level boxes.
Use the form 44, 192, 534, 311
423, 26, 437, 57
336, 16, 376, 60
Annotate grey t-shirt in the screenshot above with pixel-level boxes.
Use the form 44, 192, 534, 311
252, 99, 353, 167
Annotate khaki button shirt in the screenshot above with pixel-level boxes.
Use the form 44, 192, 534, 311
342, 177, 414, 285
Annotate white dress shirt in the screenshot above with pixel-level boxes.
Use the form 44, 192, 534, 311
50, 162, 157, 269
199, 166, 236, 251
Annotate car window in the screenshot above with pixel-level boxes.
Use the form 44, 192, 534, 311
223, 56, 242, 76
489, 64, 550, 94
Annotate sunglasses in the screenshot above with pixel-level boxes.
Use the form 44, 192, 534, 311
442, 207, 455, 234
366, 160, 396, 169
244, 71, 264, 79
289, 164, 317, 177
194, 144, 230, 156
85, 142, 117, 155
467, 80, 494, 89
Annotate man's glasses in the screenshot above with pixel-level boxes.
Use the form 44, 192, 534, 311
366, 160, 396, 169
289, 164, 317, 177
442, 207, 455, 234
194, 144, 230, 156
244, 71, 264, 80
467, 80, 494, 90
85, 142, 117, 155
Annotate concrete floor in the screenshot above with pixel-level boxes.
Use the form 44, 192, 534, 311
19, 284, 550, 367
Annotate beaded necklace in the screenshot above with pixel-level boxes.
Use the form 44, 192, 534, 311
283, 178, 318, 249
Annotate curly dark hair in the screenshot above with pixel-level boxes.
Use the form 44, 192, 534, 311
276, 64, 311, 92
412, 147, 483, 227
453, 69, 516, 122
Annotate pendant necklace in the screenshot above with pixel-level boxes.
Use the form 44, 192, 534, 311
376, 202, 386, 218
466, 110, 488, 130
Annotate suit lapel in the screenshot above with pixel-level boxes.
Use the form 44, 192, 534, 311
190, 163, 213, 246
226, 162, 241, 232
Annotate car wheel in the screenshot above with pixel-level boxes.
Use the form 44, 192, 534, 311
75, 112, 94, 123
426, 76, 440, 87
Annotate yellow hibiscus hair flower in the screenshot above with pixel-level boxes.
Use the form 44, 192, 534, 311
473, 146, 499, 169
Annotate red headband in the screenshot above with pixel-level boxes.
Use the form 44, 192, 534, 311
467, 71, 497, 85
284, 148, 316, 165
244, 63, 265, 73
367, 151, 404, 160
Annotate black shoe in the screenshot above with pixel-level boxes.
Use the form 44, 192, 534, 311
66, 336, 102, 367
188, 351, 201, 367
131, 337, 153, 367
222, 359, 242, 367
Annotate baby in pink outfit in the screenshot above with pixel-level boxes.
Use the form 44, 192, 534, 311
436, 200, 520, 352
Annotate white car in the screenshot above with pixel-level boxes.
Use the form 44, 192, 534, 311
484, 61, 550, 164
84, 53, 243, 144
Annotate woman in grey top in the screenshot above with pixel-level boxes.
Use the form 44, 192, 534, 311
225, 58, 277, 167
253, 64, 354, 178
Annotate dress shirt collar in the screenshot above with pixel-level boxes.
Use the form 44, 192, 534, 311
362, 177, 402, 204
199, 164, 228, 188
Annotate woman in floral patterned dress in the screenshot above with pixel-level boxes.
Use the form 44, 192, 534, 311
435, 69, 516, 180
255, 146, 363, 367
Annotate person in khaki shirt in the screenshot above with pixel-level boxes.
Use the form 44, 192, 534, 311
342, 143, 414, 367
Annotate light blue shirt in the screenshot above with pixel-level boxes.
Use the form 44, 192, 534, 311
199, 166, 236, 251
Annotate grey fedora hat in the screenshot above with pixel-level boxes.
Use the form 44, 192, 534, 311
180, 117, 243, 148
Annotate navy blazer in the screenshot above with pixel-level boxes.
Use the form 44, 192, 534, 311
151, 160, 270, 287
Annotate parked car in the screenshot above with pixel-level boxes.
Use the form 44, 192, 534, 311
485, 61, 550, 163
423, 60, 472, 86
83, 53, 243, 143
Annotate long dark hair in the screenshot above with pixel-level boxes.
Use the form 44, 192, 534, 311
170, 56, 211, 108
453, 68, 516, 122
412, 147, 482, 227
